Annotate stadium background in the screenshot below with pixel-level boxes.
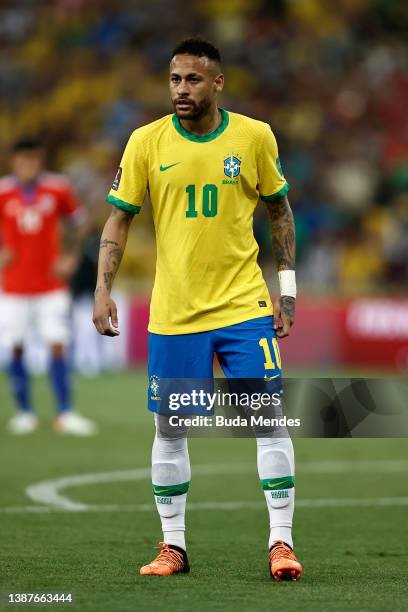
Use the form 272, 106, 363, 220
0, 2, 407, 611
0, 0, 407, 372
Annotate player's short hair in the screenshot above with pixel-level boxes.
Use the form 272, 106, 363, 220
12, 138, 43, 153
171, 37, 221, 65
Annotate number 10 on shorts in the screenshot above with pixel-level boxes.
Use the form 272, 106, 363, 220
259, 337, 282, 371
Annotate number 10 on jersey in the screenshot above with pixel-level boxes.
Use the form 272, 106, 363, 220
186, 184, 218, 218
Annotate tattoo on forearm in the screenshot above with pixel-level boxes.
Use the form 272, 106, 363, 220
103, 271, 114, 290
107, 246, 123, 267
97, 207, 132, 293
265, 195, 296, 270
280, 296, 295, 322
100, 239, 119, 249
101, 245, 123, 290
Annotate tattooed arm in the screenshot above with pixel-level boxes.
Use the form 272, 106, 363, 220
264, 194, 296, 338
93, 206, 135, 336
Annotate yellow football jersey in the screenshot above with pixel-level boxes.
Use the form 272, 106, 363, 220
107, 109, 289, 334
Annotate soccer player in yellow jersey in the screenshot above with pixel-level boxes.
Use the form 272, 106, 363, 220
93, 37, 302, 581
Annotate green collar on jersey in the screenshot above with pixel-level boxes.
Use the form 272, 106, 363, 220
172, 108, 229, 142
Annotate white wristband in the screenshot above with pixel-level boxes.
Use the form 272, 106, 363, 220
278, 270, 297, 298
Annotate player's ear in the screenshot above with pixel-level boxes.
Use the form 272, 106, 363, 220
214, 73, 224, 93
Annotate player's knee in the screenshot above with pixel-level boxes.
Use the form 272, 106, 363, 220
154, 414, 189, 441
153, 434, 188, 454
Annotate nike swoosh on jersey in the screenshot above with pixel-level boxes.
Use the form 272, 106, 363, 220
160, 162, 181, 171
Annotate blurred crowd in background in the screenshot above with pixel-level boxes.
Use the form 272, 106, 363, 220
0, 0, 407, 295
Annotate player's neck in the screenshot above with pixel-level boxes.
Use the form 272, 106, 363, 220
179, 106, 221, 136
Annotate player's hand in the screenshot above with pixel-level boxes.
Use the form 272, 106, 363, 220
53, 254, 78, 280
93, 288, 120, 337
0, 248, 14, 269
273, 296, 295, 338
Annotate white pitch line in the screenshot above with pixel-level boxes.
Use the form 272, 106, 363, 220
297, 460, 408, 473
1, 497, 408, 514
15, 460, 408, 514
26, 467, 151, 511
0, 505, 56, 514
25, 464, 241, 511
25, 460, 408, 512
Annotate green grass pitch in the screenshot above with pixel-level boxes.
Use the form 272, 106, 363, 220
0, 370, 407, 611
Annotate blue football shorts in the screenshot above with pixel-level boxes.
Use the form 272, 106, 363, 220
147, 316, 282, 413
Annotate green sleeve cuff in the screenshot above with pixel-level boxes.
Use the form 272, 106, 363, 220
260, 182, 290, 203
106, 194, 141, 214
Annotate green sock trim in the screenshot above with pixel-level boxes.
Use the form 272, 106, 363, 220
260, 476, 295, 491
152, 481, 190, 497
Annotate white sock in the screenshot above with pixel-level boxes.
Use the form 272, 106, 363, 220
256, 437, 295, 549
151, 432, 190, 551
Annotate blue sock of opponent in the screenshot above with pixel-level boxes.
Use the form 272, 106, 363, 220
8, 355, 32, 413
49, 355, 72, 413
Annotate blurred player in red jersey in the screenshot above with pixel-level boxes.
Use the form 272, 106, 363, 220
0, 139, 97, 435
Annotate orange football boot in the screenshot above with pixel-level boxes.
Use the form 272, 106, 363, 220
139, 542, 190, 576
269, 540, 303, 581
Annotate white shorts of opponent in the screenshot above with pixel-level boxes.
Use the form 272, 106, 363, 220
0, 289, 71, 348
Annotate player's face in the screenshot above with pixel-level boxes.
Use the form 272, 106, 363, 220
170, 54, 224, 120
11, 150, 44, 184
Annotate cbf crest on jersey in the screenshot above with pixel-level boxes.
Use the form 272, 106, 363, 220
224, 154, 241, 179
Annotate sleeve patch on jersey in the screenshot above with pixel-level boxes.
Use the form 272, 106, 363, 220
111, 166, 122, 191
106, 194, 141, 214
260, 182, 290, 203
276, 157, 284, 177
